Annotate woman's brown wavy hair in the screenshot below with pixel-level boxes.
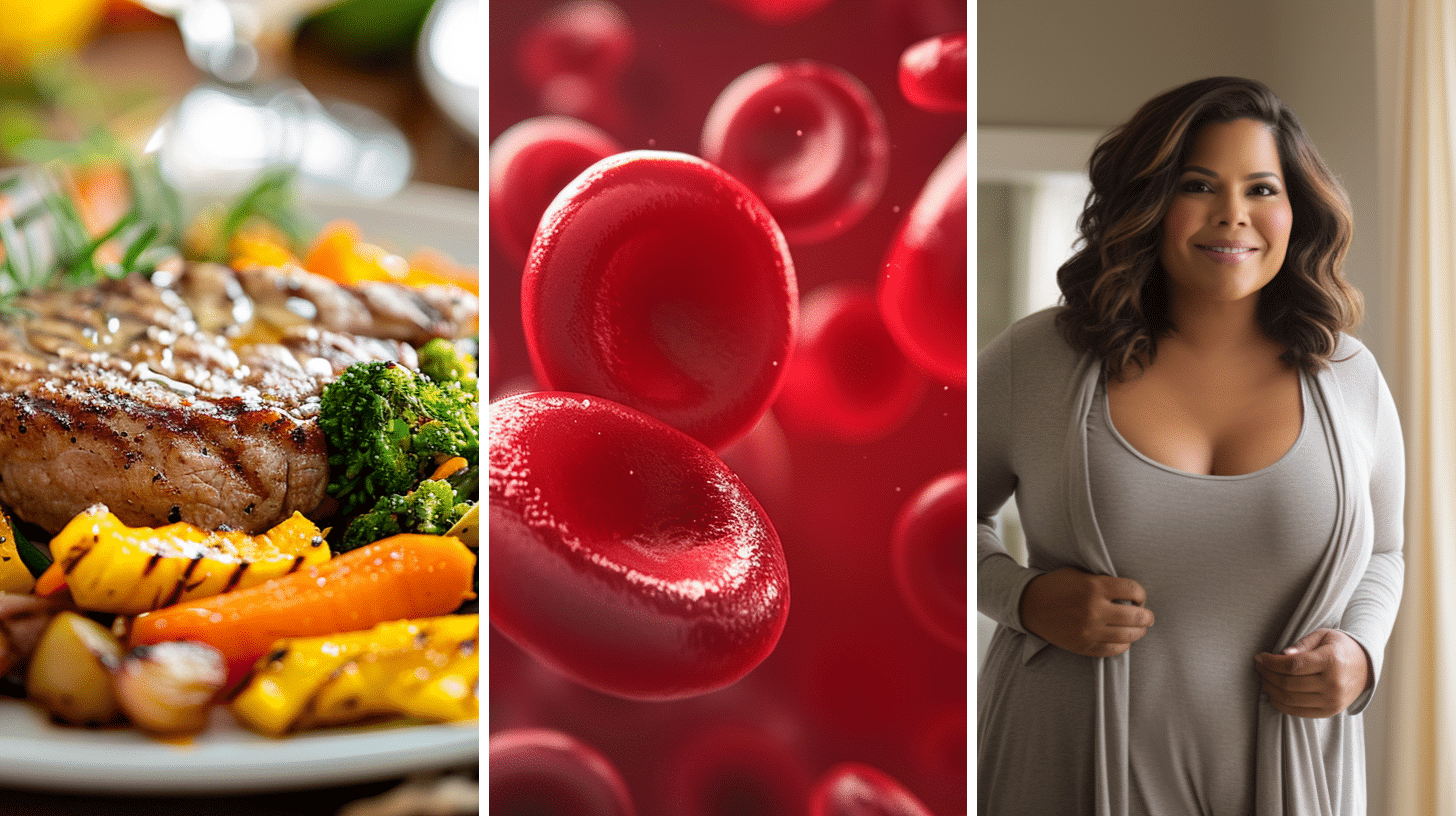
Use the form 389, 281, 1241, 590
1055, 76, 1361, 380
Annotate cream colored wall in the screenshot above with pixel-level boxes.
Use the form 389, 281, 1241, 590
976, 0, 1391, 805
977, 0, 1387, 359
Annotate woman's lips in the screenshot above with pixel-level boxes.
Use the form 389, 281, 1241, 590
1196, 243, 1257, 264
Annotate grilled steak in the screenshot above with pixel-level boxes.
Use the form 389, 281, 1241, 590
0, 264, 476, 535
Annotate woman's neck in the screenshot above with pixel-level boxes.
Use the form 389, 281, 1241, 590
1165, 295, 1270, 357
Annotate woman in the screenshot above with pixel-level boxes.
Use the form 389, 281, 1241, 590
977, 76, 1404, 815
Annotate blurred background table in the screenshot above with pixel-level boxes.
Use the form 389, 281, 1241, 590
6, 0, 478, 192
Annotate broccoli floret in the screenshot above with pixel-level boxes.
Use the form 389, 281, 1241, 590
339, 478, 471, 552
318, 360, 479, 516
417, 338, 477, 398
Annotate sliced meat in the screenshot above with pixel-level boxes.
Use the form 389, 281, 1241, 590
0, 265, 475, 535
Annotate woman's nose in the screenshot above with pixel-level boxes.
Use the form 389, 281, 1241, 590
1214, 192, 1249, 226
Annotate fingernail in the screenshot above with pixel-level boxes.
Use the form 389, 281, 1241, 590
1284, 647, 1298, 655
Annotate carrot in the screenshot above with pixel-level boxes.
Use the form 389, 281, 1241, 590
429, 456, 469, 481
402, 248, 480, 296
129, 534, 475, 686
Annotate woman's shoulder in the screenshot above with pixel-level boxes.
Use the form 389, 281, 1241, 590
980, 306, 1076, 367
978, 306, 1084, 394
1324, 331, 1397, 428
1327, 332, 1385, 383
987, 306, 1070, 352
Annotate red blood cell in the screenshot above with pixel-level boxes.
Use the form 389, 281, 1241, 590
878, 136, 966, 387
716, 0, 836, 25
716, 409, 793, 525
896, 31, 966, 113
490, 727, 638, 816
522, 150, 798, 451
809, 763, 934, 816
889, 469, 966, 650
490, 116, 624, 265
774, 282, 926, 443
517, 0, 635, 122
660, 722, 814, 816
701, 60, 889, 246
489, 392, 790, 700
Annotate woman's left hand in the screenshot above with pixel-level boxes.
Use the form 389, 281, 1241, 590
1254, 629, 1371, 718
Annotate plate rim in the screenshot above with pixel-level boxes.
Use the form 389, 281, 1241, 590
0, 701, 479, 795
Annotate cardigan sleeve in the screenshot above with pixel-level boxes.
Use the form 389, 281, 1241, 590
1337, 354, 1405, 716
977, 321, 1047, 635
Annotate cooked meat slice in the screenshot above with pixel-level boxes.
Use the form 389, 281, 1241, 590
0, 372, 327, 535
230, 264, 478, 345
352, 281, 478, 345
0, 263, 467, 535
234, 265, 375, 337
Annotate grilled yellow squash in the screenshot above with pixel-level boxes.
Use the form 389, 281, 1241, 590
39, 505, 331, 614
0, 509, 35, 594
230, 614, 479, 737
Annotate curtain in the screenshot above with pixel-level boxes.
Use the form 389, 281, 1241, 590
1380, 0, 1456, 811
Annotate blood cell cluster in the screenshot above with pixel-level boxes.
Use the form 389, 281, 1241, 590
490, 1, 966, 813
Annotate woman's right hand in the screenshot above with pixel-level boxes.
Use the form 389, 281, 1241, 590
1018, 567, 1154, 657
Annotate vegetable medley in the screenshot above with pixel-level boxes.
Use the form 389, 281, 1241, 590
0, 160, 480, 739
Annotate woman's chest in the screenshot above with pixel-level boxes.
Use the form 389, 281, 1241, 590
1086, 386, 1337, 623
1106, 361, 1303, 477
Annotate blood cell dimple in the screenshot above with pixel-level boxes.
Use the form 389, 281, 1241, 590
774, 282, 926, 443
489, 116, 624, 266
701, 60, 890, 246
809, 762, 934, 816
522, 149, 797, 451
878, 136, 967, 387
488, 392, 790, 700
896, 32, 967, 113
489, 727, 638, 816
660, 721, 814, 816
890, 469, 967, 650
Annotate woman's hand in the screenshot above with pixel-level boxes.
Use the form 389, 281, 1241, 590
1254, 629, 1371, 718
1018, 566, 1154, 657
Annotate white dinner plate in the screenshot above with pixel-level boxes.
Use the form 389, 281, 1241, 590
0, 703, 478, 794
0, 181, 481, 795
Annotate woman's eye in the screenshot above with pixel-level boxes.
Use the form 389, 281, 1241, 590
1250, 183, 1281, 196
1180, 179, 1211, 193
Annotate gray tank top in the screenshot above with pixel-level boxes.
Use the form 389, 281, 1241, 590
1087, 375, 1337, 816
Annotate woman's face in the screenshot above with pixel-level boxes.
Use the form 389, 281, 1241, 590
1158, 117, 1293, 309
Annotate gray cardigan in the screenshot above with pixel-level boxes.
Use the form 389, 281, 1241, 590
978, 307, 1405, 815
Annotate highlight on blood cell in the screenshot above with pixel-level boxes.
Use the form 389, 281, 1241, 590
897, 32, 967, 113
701, 60, 889, 245
522, 149, 797, 451
774, 281, 927, 444
878, 136, 967, 387
489, 392, 790, 700
489, 727, 638, 816
890, 469, 967, 650
516, 0, 635, 123
809, 762, 934, 816
716, 0, 836, 25
490, 116, 624, 265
